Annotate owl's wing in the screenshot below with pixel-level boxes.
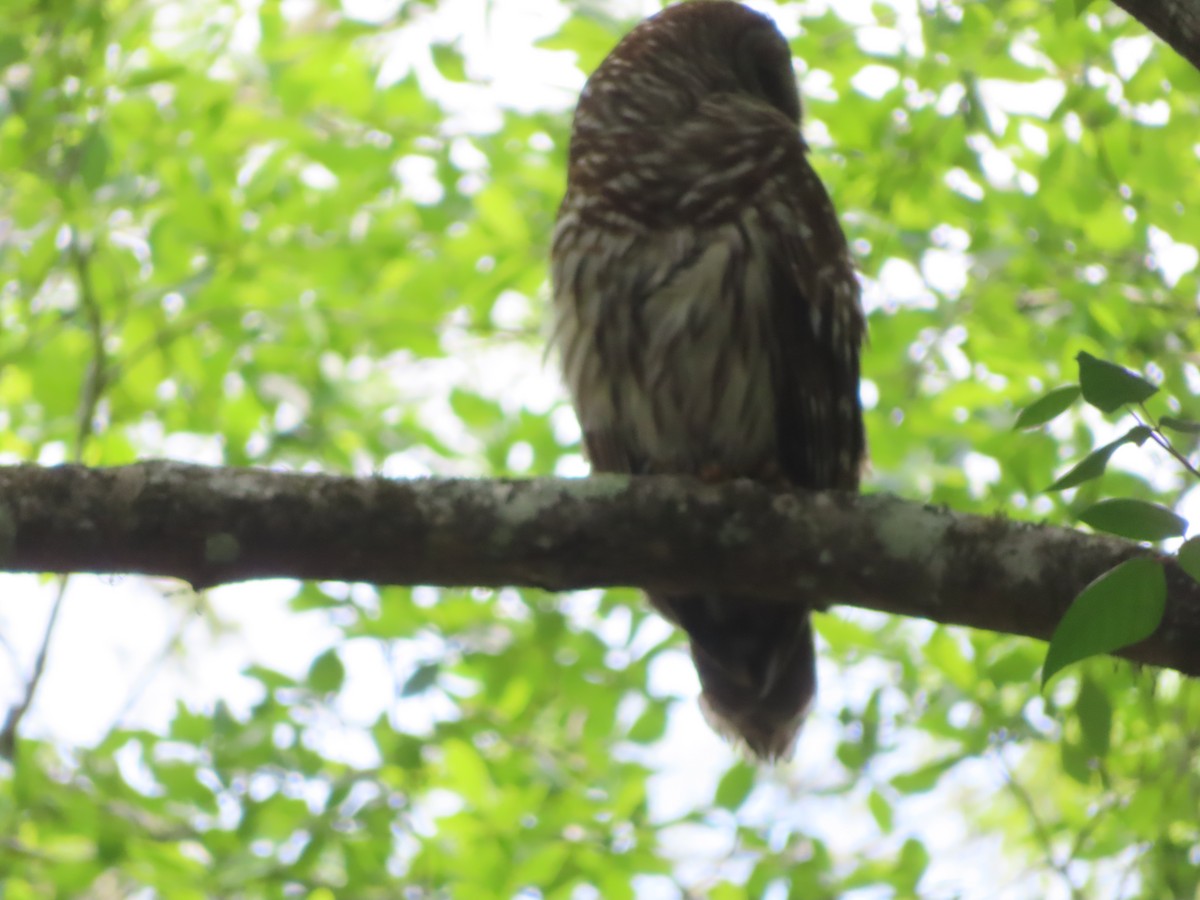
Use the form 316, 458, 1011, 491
767, 155, 866, 491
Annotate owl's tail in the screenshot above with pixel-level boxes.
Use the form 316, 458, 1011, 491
653, 594, 816, 761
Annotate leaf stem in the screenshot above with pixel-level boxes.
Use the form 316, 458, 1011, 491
1134, 404, 1200, 480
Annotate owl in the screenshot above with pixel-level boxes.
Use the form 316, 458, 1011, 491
549, 0, 865, 759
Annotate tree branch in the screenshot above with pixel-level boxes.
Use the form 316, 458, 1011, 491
1109, 0, 1200, 73
0, 461, 1196, 676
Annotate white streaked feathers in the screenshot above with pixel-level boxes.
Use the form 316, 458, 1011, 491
552, 210, 779, 474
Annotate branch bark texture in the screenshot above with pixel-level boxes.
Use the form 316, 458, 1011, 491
1, 462, 1197, 676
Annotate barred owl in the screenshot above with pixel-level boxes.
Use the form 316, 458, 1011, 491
550, 0, 865, 759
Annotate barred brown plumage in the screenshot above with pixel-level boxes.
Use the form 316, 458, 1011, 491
549, 0, 865, 760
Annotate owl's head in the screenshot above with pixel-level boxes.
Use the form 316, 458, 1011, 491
576, 1, 802, 130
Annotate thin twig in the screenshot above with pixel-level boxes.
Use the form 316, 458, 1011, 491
999, 752, 1084, 900
1135, 405, 1200, 480
0, 577, 70, 760
0, 237, 109, 760
106, 589, 202, 732
69, 238, 108, 460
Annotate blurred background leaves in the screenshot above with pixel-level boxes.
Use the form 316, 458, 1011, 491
0, 0, 1198, 896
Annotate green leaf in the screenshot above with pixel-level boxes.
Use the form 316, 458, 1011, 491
1078, 498, 1187, 542
1042, 558, 1166, 687
625, 703, 668, 743
1177, 537, 1200, 584
924, 629, 973, 691
430, 42, 468, 81
890, 756, 963, 794
154, 760, 217, 810
79, 127, 110, 190
1060, 736, 1092, 784
245, 665, 297, 690
401, 661, 440, 696
536, 14, 624, 73
123, 64, 188, 88
449, 389, 501, 428
895, 838, 931, 889
714, 762, 756, 809
1046, 426, 1153, 491
1075, 677, 1112, 758
442, 739, 493, 804
514, 844, 569, 886
307, 648, 345, 693
1014, 384, 1080, 429
1159, 416, 1200, 435
986, 645, 1041, 685
867, 789, 894, 832
1076, 352, 1158, 413
0, 35, 24, 69
169, 702, 215, 744
18, 227, 59, 285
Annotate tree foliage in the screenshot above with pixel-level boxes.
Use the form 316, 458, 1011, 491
1, 0, 1198, 897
